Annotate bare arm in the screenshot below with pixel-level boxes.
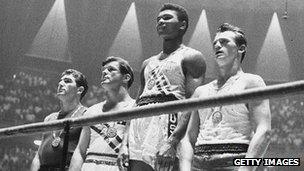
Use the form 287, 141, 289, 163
117, 121, 130, 171
156, 55, 205, 169
120, 120, 130, 148
31, 134, 46, 171
69, 126, 91, 171
155, 110, 192, 171
136, 59, 149, 100
240, 76, 271, 171
30, 149, 41, 171
163, 52, 206, 149
182, 51, 206, 98
30, 114, 56, 171
179, 110, 200, 171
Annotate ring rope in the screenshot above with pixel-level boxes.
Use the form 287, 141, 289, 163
0, 80, 304, 138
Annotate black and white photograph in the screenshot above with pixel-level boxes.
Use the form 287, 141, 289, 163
0, 0, 303, 170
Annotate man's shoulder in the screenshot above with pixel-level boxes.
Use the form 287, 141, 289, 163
193, 81, 214, 97
242, 73, 266, 89
126, 98, 136, 108
182, 46, 203, 57
183, 45, 201, 52
181, 46, 205, 66
89, 101, 105, 109
85, 101, 105, 116
73, 105, 88, 117
142, 55, 159, 68
44, 112, 59, 122
181, 46, 206, 74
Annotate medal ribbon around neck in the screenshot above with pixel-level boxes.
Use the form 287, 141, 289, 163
210, 72, 243, 126
216, 71, 243, 92
51, 105, 83, 148
210, 106, 223, 126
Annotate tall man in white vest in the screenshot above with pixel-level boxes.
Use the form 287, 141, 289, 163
180, 23, 271, 171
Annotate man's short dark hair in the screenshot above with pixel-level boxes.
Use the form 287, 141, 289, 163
61, 69, 88, 100
102, 56, 134, 89
217, 23, 247, 62
160, 3, 189, 35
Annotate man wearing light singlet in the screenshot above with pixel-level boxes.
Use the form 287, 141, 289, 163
31, 69, 88, 171
180, 23, 271, 171
119, 3, 206, 171
69, 57, 135, 171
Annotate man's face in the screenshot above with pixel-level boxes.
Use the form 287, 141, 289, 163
213, 31, 239, 68
156, 9, 181, 40
57, 74, 79, 100
100, 61, 124, 89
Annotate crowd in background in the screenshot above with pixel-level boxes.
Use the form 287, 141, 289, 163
0, 146, 36, 171
270, 97, 304, 150
0, 71, 58, 125
0, 71, 105, 125
0, 71, 303, 170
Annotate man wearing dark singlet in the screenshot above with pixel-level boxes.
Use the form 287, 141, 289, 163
31, 69, 88, 171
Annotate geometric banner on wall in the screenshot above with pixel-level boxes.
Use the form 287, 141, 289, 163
25, 0, 70, 62
108, 2, 142, 71
188, 9, 216, 79
256, 12, 290, 82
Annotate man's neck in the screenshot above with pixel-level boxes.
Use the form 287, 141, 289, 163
104, 86, 131, 107
217, 66, 242, 88
162, 37, 183, 55
60, 98, 81, 113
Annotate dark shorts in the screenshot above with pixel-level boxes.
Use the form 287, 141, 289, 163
192, 143, 248, 171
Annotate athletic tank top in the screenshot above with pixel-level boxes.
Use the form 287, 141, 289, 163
38, 106, 87, 166
196, 71, 252, 145
85, 100, 135, 161
140, 45, 190, 100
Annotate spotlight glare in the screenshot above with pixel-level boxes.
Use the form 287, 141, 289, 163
257, 12, 290, 82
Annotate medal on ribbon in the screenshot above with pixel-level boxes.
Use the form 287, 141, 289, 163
106, 127, 117, 138
51, 105, 84, 149
212, 110, 223, 125
52, 137, 61, 148
147, 78, 155, 90
100, 124, 108, 135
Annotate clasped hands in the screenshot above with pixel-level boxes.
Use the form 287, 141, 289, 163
118, 142, 177, 171
155, 142, 177, 171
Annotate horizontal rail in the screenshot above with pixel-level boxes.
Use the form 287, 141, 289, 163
0, 80, 304, 138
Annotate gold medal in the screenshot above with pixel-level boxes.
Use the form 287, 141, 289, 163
52, 137, 61, 148
212, 111, 222, 125
51, 105, 83, 149
147, 79, 155, 90
106, 127, 117, 138
100, 124, 108, 135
